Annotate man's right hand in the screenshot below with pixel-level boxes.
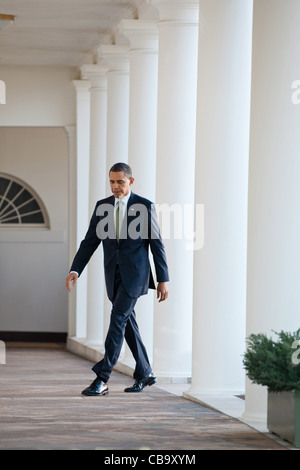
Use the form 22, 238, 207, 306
66, 272, 78, 292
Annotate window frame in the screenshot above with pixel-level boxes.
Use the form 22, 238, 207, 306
0, 173, 50, 229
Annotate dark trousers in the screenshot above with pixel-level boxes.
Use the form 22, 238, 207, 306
92, 266, 151, 382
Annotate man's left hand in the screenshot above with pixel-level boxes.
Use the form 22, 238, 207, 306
157, 282, 168, 302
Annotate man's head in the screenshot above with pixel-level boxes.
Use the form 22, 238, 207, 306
109, 162, 134, 199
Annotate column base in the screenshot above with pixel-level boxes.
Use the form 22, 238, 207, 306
156, 375, 191, 384
183, 390, 245, 418
183, 390, 271, 435
67, 336, 104, 364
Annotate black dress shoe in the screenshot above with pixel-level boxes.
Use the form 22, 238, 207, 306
82, 377, 109, 396
124, 372, 156, 393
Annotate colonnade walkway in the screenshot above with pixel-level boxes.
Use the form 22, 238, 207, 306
0, 344, 291, 451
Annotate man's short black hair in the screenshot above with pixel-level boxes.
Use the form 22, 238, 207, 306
109, 162, 132, 179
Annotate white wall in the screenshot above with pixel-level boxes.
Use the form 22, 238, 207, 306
0, 65, 76, 334
0, 65, 77, 126
0, 127, 69, 332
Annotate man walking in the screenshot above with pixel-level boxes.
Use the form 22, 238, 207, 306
66, 163, 169, 396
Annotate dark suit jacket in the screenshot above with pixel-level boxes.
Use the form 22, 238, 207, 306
70, 192, 169, 301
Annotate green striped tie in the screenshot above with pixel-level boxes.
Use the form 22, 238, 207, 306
116, 202, 121, 242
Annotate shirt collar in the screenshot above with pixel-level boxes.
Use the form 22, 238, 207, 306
114, 190, 131, 207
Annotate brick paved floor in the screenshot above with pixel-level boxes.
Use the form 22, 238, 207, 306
0, 344, 290, 451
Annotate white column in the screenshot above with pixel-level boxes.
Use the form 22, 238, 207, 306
120, 19, 159, 365
151, 0, 199, 380
98, 45, 130, 339
120, 19, 158, 200
65, 125, 77, 337
72, 79, 90, 338
99, 45, 130, 194
243, 0, 300, 424
81, 64, 108, 345
184, 0, 253, 400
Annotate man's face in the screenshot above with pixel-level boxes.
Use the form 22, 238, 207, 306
109, 171, 134, 199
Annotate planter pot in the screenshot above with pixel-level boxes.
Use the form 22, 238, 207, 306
267, 390, 300, 447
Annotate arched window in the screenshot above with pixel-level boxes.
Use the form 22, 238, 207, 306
0, 174, 49, 227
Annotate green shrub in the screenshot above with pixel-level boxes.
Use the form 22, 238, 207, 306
243, 330, 300, 392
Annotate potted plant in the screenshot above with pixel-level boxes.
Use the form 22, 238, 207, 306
243, 329, 300, 447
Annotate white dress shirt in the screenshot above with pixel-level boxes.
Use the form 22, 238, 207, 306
114, 190, 131, 231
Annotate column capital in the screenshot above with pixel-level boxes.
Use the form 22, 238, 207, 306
150, 0, 199, 22
64, 125, 76, 139
72, 79, 91, 94
80, 64, 108, 89
118, 19, 158, 51
98, 45, 130, 73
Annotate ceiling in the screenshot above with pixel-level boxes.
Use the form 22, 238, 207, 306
0, 0, 145, 68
